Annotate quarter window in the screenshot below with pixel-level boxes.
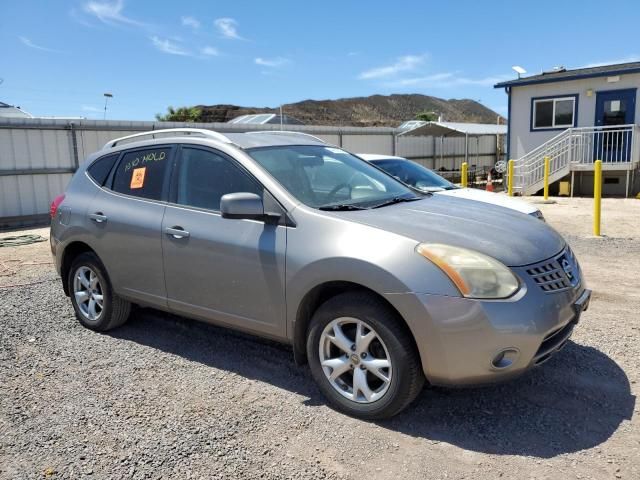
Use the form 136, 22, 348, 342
176, 147, 262, 211
87, 153, 119, 186
111, 147, 171, 200
533, 96, 576, 129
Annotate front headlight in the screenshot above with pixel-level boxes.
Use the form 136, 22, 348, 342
416, 243, 520, 299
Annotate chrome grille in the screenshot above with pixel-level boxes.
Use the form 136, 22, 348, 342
526, 248, 580, 293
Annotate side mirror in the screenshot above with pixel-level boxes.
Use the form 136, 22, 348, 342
220, 192, 266, 220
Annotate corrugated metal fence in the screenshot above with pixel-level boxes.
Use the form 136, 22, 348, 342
0, 118, 500, 228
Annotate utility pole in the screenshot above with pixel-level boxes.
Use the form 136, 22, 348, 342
103, 92, 113, 120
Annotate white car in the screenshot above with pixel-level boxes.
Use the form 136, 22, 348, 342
358, 154, 544, 220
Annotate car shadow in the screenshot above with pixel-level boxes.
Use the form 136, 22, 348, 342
109, 307, 635, 459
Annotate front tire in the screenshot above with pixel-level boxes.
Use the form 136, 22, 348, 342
307, 292, 424, 419
68, 252, 131, 331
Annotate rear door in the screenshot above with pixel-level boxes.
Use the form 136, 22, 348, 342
161, 145, 287, 338
87, 145, 174, 308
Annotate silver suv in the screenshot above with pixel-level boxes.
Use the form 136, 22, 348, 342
50, 128, 591, 419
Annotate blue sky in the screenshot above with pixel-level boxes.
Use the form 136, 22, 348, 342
2, 0, 639, 122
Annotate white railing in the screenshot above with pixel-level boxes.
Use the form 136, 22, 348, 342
513, 124, 639, 195
570, 124, 638, 164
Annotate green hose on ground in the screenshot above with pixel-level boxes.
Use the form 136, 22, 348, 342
0, 234, 48, 248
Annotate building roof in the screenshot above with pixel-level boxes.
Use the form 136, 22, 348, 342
398, 120, 427, 131
228, 113, 304, 125
0, 101, 33, 119
494, 61, 640, 88
399, 121, 506, 137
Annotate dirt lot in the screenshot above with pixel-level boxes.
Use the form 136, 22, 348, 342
1, 197, 639, 480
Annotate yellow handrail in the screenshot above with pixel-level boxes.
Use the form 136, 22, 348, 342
507, 159, 514, 196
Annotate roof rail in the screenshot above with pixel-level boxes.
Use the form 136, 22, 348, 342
247, 130, 327, 144
103, 128, 233, 149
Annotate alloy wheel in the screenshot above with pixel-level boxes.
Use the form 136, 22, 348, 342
73, 266, 104, 322
319, 317, 393, 403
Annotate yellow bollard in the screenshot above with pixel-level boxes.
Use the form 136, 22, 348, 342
507, 159, 514, 196
543, 156, 550, 200
594, 160, 602, 236
461, 162, 468, 188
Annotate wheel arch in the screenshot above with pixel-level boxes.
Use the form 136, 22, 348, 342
60, 241, 100, 296
292, 281, 421, 367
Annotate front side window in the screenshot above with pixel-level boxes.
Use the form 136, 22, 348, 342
176, 147, 262, 211
533, 96, 576, 129
247, 145, 418, 209
111, 147, 171, 200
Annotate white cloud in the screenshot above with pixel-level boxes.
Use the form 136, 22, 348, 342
82, 0, 145, 27
456, 74, 513, 86
359, 53, 511, 89
81, 105, 103, 112
201, 46, 220, 56
358, 55, 425, 80
181, 16, 200, 30
69, 8, 96, 27
18, 36, 64, 53
150, 36, 191, 56
580, 55, 640, 68
255, 57, 290, 68
384, 72, 512, 89
387, 72, 453, 87
214, 17, 242, 39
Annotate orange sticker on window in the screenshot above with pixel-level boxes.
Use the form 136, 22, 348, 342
130, 167, 146, 189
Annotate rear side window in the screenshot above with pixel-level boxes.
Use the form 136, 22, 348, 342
87, 153, 119, 186
111, 147, 171, 200
176, 147, 262, 211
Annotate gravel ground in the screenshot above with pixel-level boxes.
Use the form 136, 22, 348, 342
1, 197, 639, 479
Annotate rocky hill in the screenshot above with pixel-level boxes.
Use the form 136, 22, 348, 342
192, 94, 502, 127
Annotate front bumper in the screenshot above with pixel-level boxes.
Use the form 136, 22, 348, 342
532, 287, 590, 365
385, 275, 590, 387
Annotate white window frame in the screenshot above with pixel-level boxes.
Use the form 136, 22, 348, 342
532, 96, 576, 130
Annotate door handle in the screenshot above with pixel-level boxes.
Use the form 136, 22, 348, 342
89, 212, 108, 223
165, 226, 190, 239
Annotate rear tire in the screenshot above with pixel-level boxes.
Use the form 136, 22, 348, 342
68, 252, 131, 331
307, 291, 424, 419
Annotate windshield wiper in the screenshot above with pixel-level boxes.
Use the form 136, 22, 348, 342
318, 204, 368, 211
371, 196, 423, 209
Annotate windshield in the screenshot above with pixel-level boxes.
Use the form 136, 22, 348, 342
247, 146, 419, 209
371, 159, 457, 191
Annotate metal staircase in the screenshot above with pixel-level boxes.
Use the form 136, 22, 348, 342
512, 124, 639, 195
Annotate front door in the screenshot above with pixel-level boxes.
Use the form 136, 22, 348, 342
594, 88, 636, 162
161, 146, 287, 338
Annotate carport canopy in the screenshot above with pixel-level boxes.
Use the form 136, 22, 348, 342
398, 121, 506, 137
398, 121, 507, 166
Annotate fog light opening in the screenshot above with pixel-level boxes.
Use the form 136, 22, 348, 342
491, 349, 519, 369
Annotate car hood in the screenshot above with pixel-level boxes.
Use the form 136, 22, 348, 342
339, 195, 564, 266
435, 188, 539, 214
